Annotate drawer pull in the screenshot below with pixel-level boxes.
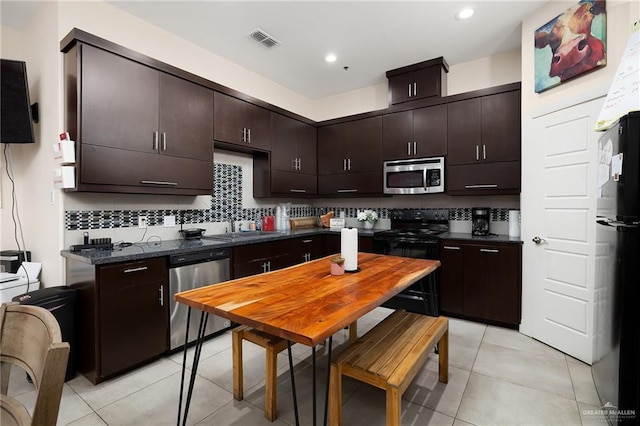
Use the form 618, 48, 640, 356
443, 246, 461, 250
480, 249, 499, 253
302, 239, 313, 243
290, 189, 306, 193
141, 180, 178, 186
123, 266, 148, 274
464, 184, 498, 189
337, 189, 358, 193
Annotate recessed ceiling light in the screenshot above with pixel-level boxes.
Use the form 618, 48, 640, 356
456, 8, 474, 20
325, 53, 337, 63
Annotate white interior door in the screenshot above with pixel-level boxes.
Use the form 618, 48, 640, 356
520, 96, 604, 364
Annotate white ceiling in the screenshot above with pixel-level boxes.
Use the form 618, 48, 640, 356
3, 1, 550, 100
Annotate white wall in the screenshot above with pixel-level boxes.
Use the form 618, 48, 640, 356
0, 2, 64, 286
521, 0, 638, 115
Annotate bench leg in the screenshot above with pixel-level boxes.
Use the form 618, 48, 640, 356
385, 386, 401, 426
232, 330, 243, 401
329, 363, 342, 426
438, 329, 449, 384
348, 321, 357, 344
265, 345, 278, 421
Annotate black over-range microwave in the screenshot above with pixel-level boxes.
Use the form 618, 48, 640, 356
383, 157, 445, 194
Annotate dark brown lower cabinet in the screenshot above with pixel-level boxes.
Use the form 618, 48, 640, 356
68, 257, 168, 384
232, 236, 327, 279
439, 239, 522, 326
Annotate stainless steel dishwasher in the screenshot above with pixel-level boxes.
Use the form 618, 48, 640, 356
168, 248, 230, 350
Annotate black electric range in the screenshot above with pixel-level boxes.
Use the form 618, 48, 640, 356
373, 209, 449, 316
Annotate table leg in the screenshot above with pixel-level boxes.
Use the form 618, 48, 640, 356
177, 310, 208, 426
323, 336, 333, 426
176, 307, 192, 425
287, 341, 300, 426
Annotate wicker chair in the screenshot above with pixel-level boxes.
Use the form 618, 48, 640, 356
0, 302, 70, 426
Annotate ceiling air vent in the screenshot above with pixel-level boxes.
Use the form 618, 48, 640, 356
249, 29, 281, 48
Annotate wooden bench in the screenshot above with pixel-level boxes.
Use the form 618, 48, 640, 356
329, 310, 448, 426
232, 323, 359, 422
232, 326, 289, 421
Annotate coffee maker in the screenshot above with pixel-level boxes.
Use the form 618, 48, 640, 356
471, 207, 490, 236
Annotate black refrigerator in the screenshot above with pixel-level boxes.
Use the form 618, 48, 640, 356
592, 111, 640, 424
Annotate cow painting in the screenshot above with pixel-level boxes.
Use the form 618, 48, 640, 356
534, 0, 607, 93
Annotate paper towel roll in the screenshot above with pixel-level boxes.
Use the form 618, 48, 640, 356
341, 228, 358, 272
509, 210, 521, 238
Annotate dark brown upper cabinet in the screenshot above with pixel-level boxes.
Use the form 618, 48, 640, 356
270, 113, 317, 175
447, 91, 520, 165
386, 57, 449, 105
446, 89, 521, 195
317, 116, 383, 195
65, 42, 213, 195
382, 104, 447, 160
214, 92, 271, 152
254, 113, 317, 197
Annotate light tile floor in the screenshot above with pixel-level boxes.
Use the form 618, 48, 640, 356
7, 308, 607, 425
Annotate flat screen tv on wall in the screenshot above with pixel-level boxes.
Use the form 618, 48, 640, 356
1, 59, 35, 144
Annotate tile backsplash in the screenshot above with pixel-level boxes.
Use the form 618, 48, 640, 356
64, 162, 517, 235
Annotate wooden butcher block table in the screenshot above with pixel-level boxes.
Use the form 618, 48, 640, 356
174, 252, 440, 425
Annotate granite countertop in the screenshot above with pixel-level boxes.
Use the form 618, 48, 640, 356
440, 232, 523, 244
60, 227, 378, 265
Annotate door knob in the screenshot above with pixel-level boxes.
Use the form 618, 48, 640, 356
532, 236, 547, 244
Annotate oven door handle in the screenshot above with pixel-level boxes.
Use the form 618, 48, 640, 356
423, 168, 428, 190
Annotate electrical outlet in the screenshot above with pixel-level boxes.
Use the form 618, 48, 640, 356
163, 215, 176, 227
138, 216, 147, 229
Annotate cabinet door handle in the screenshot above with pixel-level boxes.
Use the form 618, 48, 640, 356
464, 184, 498, 189
153, 131, 159, 151
476, 145, 480, 161
348, 158, 352, 170
343, 158, 347, 171
413, 141, 417, 155
413, 82, 417, 96
267, 261, 271, 272
480, 248, 499, 253
297, 158, 302, 170
483, 144, 486, 160
443, 246, 461, 250
337, 189, 357, 193
408, 83, 412, 97
289, 189, 306, 193
242, 127, 246, 142
141, 180, 179, 186
247, 128, 251, 143
292, 158, 297, 170
407, 142, 411, 156
159, 285, 164, 306
161, 132, 167, 151
123, 266, 148, 274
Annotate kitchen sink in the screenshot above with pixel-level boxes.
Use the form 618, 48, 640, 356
203, 231, 286, 241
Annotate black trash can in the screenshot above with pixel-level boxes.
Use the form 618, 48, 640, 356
13, 286, 77, 381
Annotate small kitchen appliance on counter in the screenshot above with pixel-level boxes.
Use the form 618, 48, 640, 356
471, 207, 490, 236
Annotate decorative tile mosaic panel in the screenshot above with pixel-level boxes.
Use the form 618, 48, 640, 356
64, 163, 511, 230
